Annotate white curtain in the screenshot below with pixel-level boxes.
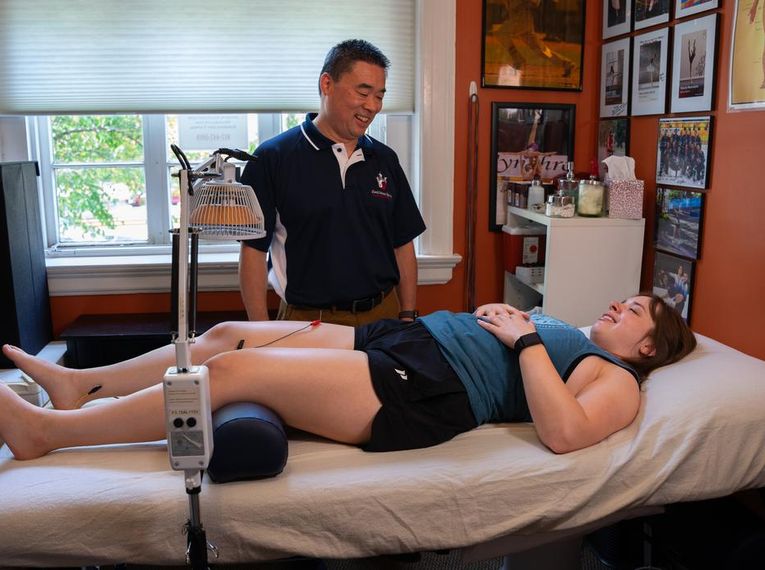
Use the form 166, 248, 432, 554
0, 0, 415, 114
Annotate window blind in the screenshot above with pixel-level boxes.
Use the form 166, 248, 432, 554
0, 0, 415, 114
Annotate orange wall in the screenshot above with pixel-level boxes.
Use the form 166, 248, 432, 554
417, 0, 604, 316
443, 0, 765, 360
50, 0, 765, 359
620, 1, 765, 360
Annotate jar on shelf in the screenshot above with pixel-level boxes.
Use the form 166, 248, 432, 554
577, 176, 605, 217
545, 194, 575, 218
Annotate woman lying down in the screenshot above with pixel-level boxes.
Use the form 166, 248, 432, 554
0, 295, 696, 460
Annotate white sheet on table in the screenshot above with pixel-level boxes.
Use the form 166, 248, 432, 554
1, 333, 764, 566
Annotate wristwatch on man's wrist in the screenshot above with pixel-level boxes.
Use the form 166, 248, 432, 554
398, 310, 419, 320
514, 332, 543, 353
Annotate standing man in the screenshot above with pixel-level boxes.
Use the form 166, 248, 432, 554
239, 39, 426, 326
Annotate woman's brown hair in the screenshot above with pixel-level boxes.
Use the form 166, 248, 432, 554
623, 292, 697, 381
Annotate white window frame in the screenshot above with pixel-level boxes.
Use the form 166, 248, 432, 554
31, 0, 459, 295
33, 113, 306, 255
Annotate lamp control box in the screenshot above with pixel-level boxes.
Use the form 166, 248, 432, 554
163, 365, 213, 471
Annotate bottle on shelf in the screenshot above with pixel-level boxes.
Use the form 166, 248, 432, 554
559, 162, 578, 203
527, 177, 545, 213
547, 161, 577, 218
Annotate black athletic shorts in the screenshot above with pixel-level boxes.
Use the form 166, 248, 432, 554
354, 319, 478, 452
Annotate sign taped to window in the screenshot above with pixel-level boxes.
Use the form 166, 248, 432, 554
178, 114, 248, 151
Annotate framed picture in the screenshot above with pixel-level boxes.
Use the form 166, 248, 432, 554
729, 0, 765, 110
670, 13, 718, 113
653, 251, 694, 322
600, 37, 631, 117
603, 0, 632, 39
490, 102, 575, 230
655, 187, 705, 259
597, 118, 630, 179
631, 27, 670, 116
675, 0, 719, 19
634, 0, 670, 30
656, 116, 712, 189
481, 0, 584, 90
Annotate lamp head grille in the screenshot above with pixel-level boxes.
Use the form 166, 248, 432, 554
189, 181, 265, 241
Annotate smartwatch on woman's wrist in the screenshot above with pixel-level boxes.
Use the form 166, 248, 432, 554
514, 332, 543, 353
398, 310, 419, 320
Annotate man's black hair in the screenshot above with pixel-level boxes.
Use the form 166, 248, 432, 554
319, 39, 390, 94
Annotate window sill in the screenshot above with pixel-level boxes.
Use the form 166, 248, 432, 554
46, 252, 462, 296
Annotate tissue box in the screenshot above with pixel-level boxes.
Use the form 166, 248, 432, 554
608, 179, 644, 219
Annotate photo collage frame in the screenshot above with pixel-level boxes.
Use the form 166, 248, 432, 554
599, 0, 722, 324
599, 0, 720, 119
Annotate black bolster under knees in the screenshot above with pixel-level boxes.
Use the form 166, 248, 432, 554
206, 402, 288, 484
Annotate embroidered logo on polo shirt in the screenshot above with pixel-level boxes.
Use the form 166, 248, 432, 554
371, 172, 392, 199
394, 368, 408, 381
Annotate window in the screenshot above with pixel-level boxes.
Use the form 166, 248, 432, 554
47, 115, 147, 244
35, 112, 400, 253
15, 0, 458, 294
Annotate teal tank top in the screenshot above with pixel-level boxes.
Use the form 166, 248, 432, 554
419, 311, 638, 425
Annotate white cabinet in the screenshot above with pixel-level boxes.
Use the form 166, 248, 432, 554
502, 207, 645, 327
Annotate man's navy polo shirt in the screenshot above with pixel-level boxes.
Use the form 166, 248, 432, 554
241, 113, 426, 307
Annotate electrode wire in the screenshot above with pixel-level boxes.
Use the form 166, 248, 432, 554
238, 320, 322, 350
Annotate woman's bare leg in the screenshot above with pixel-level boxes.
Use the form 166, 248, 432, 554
0, 345, 380, 460
1, 321, 355, 409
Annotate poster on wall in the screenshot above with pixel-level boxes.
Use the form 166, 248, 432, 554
670, 13, 718, 113
655, 116, 712, 189
489, 102, 575, 230
729, 0, 765, 111
597, 118, 630, 179
634, 0, 670, 30
631, 27, 670, 116
653, 251, 695, 323
655, 187, 705, 260
600, 37, 631, 117
481, 0, 584, 90
603, 0, 633, 39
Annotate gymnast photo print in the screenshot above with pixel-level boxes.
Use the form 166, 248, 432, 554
634, 0, 670, 30
670, 13, 719, 113
631, 27, 669, 116
597, 118, 629, 179
601, 37, 631, 117
655, 116, 712, 189
655, 187, 704, 260
653, 251, 694, 323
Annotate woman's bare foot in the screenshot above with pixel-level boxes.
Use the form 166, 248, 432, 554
2, 344, 86, 410
0, 384, 52, 460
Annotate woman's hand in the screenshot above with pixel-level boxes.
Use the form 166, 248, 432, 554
476, 306, 536, 349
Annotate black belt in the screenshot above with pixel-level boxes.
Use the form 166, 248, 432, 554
293, 287, 394, 313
